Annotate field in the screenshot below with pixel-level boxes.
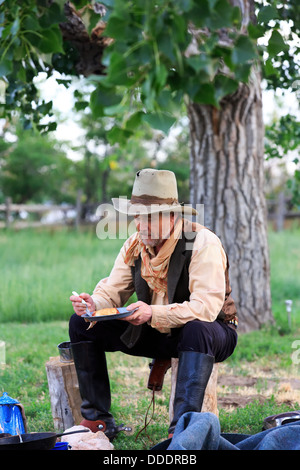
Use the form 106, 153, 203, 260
0, 226, 300, 450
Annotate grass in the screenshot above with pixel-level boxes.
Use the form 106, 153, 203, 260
268, 227, 300, 328
0, 320, 168, 449
0, 226, 300, 449
0, 227, 124, 323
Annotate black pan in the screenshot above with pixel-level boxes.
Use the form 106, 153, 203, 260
0, 429, 89, 450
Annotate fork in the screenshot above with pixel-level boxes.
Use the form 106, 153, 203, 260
72, 291, 93, 316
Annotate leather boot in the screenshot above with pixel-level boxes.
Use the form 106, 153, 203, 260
168, 351, 214, 436
71, 341, 120, 440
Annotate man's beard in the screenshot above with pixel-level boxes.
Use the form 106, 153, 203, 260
139, 225, 173, 247
139, 233, 162, 247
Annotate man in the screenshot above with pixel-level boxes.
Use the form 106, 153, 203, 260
69, 169, 238, 441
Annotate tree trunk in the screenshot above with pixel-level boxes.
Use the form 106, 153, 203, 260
188, 69, 273, 332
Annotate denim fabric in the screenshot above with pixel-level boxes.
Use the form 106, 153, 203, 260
152, 412, 300, 451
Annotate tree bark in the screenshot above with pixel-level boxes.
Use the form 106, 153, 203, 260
188, 68, 273, 332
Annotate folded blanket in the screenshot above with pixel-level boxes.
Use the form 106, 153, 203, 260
152, 412, 300, 451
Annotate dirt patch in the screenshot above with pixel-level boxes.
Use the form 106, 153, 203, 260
219, 374, 300, 390
217, 363, 300, 410
218, 393, 266, 408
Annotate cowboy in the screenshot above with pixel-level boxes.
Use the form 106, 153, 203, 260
69, 169, 238, 441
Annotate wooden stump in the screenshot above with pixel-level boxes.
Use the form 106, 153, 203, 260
169, 358, 219, 423
45, 356, 83, 431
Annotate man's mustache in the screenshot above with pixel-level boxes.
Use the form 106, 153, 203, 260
139, 231, 159, 239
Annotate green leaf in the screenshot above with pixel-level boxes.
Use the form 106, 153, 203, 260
38, 26, 64, 54
105, 16, 128, 40
141, 74, 156, 112
214, 74, 238, 100
38, 2, 65, 28
193, 83, 218, 107
13, 43, 26, 61
176, 0, 194, 13
234, 63, 252, 83
231, 6, 241, 27
257, 5, 279, 24
124, 111, 144, 130
107, 126, 132, 145
232, 35, 257, 64
90, 84, 122, 117
157, 31, 176, 62
0, 58, 13, 77
11, 17, 20, 36
154, 63, 168, 90
133, 43, 153, 65
107, 52, 135, 86
17, 66, 26, 82
156, 89, 177, 112
103, 102, 126, 116
188, 2, 210, 28
264, 58, 279, 77
186, 54, 211, 74
85, 9, 101, 36
186, 54, 218, 83
74, 101, 89, 111
267, 30, 288, 57
247, 23, 265, 40
207, 0, 237, 30
36, 100, 53, 115
142, 112, 176, 134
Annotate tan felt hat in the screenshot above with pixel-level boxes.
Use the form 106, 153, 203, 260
112, 169, 198, 216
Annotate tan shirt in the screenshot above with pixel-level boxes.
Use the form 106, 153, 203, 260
91, 228, 227, 334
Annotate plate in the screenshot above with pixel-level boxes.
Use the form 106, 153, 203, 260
82, 307, 138, 322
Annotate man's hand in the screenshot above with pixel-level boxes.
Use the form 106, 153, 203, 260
69, 292, 96, 316
122, 300, 152, 325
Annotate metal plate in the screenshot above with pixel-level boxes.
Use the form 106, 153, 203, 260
82, 307, 138, 322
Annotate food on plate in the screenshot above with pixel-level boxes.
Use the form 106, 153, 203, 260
92, 307, 119, 317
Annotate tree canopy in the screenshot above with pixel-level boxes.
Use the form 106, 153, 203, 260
1, 0, 299, 139
1, 0, 299, 206
0, 126, 78, 203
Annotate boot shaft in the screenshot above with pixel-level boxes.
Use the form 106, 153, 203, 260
169, 351, 214, 434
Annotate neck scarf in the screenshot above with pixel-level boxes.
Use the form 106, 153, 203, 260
124, 217, 184, 297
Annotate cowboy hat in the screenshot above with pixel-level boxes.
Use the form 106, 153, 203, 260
112, 169, 198, 216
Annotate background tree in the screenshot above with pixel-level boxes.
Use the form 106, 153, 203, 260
265, 113, 300, 207
0, 126, 78, 204
1, 0, 299, 331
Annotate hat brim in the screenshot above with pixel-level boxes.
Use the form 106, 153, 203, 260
112, 198, 198, 216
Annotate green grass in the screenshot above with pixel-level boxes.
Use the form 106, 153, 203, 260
268, 227, 300, 328
0, 226, 300, 449
0, 227, 124, 322
0, 321, 168, 449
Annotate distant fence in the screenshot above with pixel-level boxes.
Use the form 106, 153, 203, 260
0, 193, 83, 229
267, 192, 300, 231
1, 192, 300, 231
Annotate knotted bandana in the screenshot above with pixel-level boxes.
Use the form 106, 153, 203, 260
124, 218, 184, 297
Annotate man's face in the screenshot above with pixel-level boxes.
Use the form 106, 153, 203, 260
134, 212, 176, 247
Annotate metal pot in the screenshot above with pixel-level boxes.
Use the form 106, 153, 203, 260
57, 341, 73, 363
0, 429, 89, 450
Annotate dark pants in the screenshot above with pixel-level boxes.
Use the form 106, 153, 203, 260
69, 315, 237, 423
69, 314, 237, 362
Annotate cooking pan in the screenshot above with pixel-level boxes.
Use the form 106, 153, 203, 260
0, 429, 89, 450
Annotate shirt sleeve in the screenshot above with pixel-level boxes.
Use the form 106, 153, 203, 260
91, 235, 136, 311
150, 229, 227, 330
